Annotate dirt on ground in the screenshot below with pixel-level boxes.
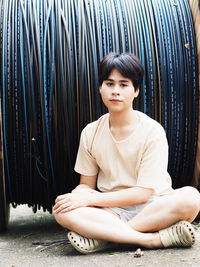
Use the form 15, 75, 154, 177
0, 205, 200, 267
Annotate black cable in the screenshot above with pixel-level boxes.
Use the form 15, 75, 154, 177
0, 0, 198, 213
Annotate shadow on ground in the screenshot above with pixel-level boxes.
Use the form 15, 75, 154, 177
0, 205, 200, 267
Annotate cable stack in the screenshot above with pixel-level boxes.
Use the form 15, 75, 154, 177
0, 0, 198, 212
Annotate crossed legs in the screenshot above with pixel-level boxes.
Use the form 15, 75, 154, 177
127, 186, 200, 233
54, 186, 200, 249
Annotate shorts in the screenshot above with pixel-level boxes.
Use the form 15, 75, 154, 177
109, 197, 158, 223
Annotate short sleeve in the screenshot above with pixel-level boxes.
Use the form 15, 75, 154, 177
74, 127, 99, 176
136, 128, 172, 194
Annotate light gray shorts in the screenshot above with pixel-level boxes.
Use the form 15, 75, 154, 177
109, 197, 157, 223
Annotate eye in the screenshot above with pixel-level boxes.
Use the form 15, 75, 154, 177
106, 82, 113, 87
120, 84, 127, 87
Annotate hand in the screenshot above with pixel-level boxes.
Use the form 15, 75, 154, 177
53, 191, 95, 214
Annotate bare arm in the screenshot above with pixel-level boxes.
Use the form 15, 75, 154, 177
72, 175, 97, 192
88, 186, 154, 207
53, 174, 154, 214
53, 174, 98, 214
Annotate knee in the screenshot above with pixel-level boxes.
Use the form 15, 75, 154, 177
182, 186, 200, 208
175, 186, 200, 219
54, 211, 75, 229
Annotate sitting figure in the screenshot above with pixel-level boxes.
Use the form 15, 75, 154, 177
53, 53, 200, 254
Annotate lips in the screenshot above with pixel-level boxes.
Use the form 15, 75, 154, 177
110, 99, 122, 102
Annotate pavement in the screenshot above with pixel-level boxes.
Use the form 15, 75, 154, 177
0, 205, 200, 267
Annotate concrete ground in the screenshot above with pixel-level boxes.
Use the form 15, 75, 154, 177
0, 205, 200, 267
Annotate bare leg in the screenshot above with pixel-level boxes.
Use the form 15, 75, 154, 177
54, 186, 200, 248
128, 187, 200, 232
55, 206, 160, 248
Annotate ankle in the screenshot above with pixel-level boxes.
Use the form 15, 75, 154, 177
145, 232, 164, 249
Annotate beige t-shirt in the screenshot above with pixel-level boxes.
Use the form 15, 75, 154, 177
75, 111, 173, 195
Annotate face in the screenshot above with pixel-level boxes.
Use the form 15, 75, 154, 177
99, 69, 139, 113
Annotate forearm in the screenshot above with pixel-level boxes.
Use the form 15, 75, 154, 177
88, 187, 154, 208
73, 184, 92, 190
54, 186, 154, 214
72, 183, 98, 193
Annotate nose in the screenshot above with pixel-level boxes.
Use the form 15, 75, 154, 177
112, 85, 120, 95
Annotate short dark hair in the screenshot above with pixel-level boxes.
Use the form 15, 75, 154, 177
99, 53, 144, 89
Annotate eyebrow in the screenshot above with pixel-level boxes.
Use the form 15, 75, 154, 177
105, 78, 129, 83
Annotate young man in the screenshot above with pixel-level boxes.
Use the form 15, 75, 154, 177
53, 53, 200, 254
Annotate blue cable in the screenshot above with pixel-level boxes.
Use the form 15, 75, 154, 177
0, 0, 198, 213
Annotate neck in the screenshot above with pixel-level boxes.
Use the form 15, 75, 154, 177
109, 109, 137, 128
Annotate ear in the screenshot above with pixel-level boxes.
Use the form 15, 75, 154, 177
135, 88, 140, 98
99, 86, 102, 94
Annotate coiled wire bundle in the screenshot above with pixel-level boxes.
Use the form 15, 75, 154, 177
189, 0, 200, 191
0, 0, 198, 212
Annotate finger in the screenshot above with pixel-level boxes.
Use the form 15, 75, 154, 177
55, 193, 70, 203
53, 201, 71, 214
53, 201, 70, 213
53, 204, 61, 212
60, 205, 77, 213
54, 198, 70, 208
53, 203, 61, 213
